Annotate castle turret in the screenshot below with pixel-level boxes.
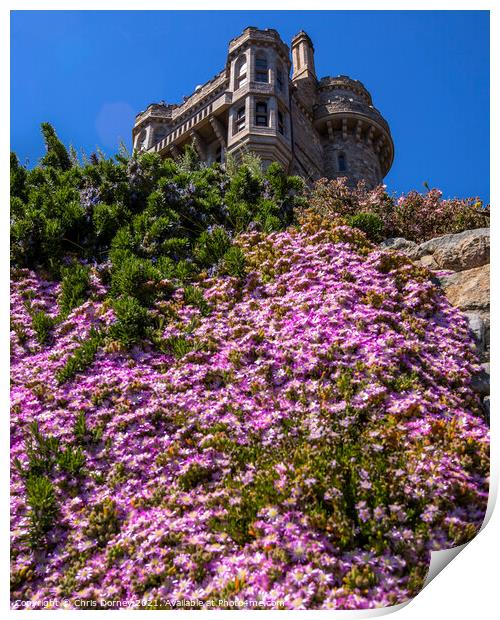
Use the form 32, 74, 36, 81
291, 31, 317, 112
226, 27, 292, 170
291, 31, 316, 81
314, 76, 394, 188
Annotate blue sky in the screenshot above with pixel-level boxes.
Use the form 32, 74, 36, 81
11, 10, 490, 202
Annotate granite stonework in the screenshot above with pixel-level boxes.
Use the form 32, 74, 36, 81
132, 28, 394, 188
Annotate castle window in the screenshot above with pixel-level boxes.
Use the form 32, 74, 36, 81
255, 54, 268, 83
235, 106, 246, 133
255, 101, 268, 127
236, 56, 247, 89
153, 126, 168, 145
135, 129, 147, 151
338, 153, 347, 172
278, 110, 285, 135
276, 68, 284, 92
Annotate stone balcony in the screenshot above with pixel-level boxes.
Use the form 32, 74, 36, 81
150, 92, 233, 154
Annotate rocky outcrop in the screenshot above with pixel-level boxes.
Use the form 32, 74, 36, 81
410, 228, 489, 272
381, 228, 490, 272
381, 228, 490, 420
438, 263, 489, 311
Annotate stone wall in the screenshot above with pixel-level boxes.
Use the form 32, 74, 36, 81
322, 133, 382, 188
289, 97, 323, 180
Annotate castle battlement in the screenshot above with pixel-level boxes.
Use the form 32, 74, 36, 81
132, 27, 394, 187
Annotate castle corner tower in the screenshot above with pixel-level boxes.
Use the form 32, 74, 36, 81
313, 76, 394, 188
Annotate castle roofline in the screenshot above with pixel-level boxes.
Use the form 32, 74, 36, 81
135, 102, 178, 119
228, 26, 289, 60
229, 26, 282, 44
318, 75, 373, 105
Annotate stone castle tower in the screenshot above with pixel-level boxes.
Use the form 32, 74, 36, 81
132, 27, 394, 188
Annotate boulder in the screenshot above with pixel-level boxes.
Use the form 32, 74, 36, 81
412, 228, 489, 272
471, 363, 490, 397
463, 312, 486, 352
419, 254, 438, 270
439, 263, 489, 313
483, 396, 490, 423
380, 238, 418, 253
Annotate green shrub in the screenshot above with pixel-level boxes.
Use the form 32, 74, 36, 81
221, 246, 247, 278
175, 260, 196, 283
25, 475, 58, 547
178, 463, 213, 490
347, 212, 384, 242
56, 446, 86, 477
227, 164, 262, 206
21, 421, 60, 477
10, 125, 312, 355
261, 214, 283, 233
10, 152, 28, 201
183, 285, 211, 316
31, 310, 57, 346
194, 227, 232, 267
92, 203, 127, 246
11, 125, 306, 290
59, 263, 91, 315
73, 411, 103, 445
109, 296, 149, 347
56, 328, 104, 384
110, 253, 159, 305
164, 334, 199, 359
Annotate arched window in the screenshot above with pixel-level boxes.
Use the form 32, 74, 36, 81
278, 110, 285, 135
276, 67, 284, 92
235, 56, 247, 89
255, 101, 268, 127
255, 54, 268, 83
234, 106, 246, 133
338, 153, 347, 172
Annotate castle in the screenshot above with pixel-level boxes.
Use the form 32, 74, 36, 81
132, 27, 394, 188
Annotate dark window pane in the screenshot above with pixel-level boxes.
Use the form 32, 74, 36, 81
278, 111, 284, 135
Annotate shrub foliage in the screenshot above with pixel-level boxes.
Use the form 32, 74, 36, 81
309, 177, 489, 243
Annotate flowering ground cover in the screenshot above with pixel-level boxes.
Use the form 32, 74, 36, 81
10, 214, 489, 609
